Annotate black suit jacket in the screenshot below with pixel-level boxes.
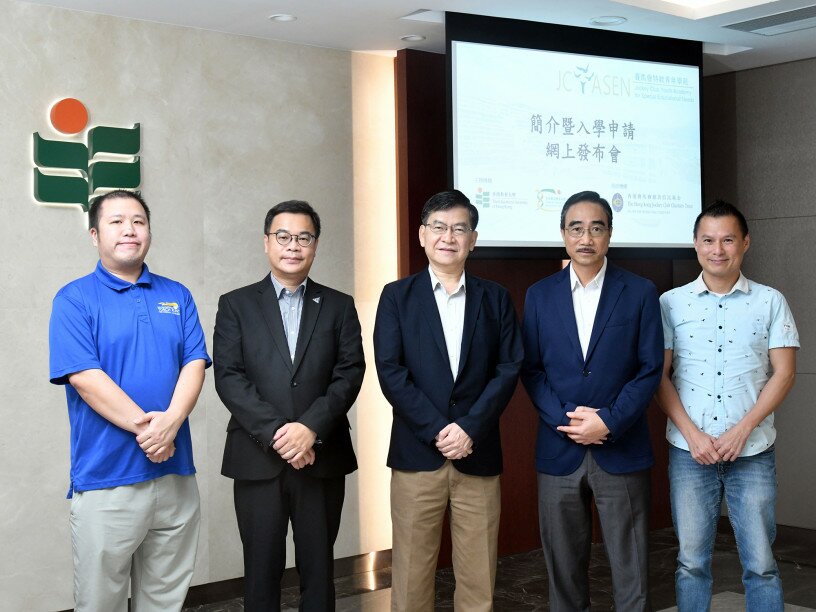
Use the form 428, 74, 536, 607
374, 269, 523, 477
214, 276, 365, 480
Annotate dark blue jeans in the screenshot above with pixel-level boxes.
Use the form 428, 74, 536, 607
668, 445, 783, 612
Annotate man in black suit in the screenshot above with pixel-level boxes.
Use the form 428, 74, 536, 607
374, 190, 523, 611
214, 200, 365, 611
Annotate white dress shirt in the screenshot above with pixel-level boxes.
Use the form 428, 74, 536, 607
429, 267, 467, 379
569, 258, 607, 360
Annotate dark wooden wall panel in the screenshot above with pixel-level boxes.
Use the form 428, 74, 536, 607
395, 49, 447, 277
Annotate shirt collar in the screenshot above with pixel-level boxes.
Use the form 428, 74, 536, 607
93, 260, 151, 291
693, 272, 750, 296
428, 267, 466, 295
570, 258, 607, 292
270, 273, 307, 298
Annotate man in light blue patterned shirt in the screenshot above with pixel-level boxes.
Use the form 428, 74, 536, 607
657, 200, 799, 612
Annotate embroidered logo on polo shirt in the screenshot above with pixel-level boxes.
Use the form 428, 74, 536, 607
157, 301, 180, 315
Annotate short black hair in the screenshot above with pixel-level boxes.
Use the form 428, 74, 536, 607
88, 190, 150, 231
560, 191, 613, 229
264, 200, 321, 237
420, 189, 479, 230
693, 200, 749, 238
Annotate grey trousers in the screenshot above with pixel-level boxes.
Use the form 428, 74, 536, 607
70, 474, 200, 612
537, 452, 651, 612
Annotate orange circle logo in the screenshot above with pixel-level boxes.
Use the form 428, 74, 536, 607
50, 98, 89, 134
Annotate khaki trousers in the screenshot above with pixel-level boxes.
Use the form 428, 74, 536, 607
391, 462, 500, 612
70, 474, 200, 612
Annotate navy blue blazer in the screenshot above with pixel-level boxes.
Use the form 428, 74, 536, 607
521, 263, 663, 476
374, 269, 523, 477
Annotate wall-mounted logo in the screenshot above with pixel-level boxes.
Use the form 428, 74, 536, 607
33, 98, 140, 210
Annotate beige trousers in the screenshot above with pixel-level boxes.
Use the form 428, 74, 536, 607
390, 462, 501, 612
70, 474, 200, 612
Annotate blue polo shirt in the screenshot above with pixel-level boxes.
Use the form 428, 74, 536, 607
49, 261, 211, 496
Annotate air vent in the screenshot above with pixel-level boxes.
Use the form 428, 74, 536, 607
725, 4, 816, 36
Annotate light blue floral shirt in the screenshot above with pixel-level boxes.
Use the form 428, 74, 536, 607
660, 273, 799, 457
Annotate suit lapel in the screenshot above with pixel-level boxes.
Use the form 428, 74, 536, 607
258, 277, 293, 373
553, 267, 583, 360
584, 265, 624, 364
416, 270, 451, 371
292, 279, 322, 373
457, 274, 483, 379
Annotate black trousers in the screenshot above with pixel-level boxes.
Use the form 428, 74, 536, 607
537, 452, 652, 612
234, 469, 346, 612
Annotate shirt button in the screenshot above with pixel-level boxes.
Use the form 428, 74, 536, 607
718, 325, 723, 329
136, 299, 141, 302
717, 395, 721, 399
718, 349, 722, 352
717, 371, 721, 375
718, 304, 722, 308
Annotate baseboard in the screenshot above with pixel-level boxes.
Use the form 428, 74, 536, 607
182, 548, 392, 607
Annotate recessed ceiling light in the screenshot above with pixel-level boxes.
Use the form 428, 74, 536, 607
400, 34, 426, 42
268, 14, 296, 22
589, 15, 628, 26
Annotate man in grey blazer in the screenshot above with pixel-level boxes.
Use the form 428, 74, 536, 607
214, 200, 365, 611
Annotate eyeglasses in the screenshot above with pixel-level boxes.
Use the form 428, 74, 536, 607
424, 222, 472, 237
565, 225, 609, 239
267, 230, 316, 247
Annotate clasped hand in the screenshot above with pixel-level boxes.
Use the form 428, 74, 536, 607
687, 424, 749, 465
273, 422, 317, 470
134, 411, 179, 463
436, 422, 473, 460
556, 406, 609, 445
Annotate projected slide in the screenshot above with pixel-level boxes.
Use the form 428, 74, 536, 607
452, 41, 702, 248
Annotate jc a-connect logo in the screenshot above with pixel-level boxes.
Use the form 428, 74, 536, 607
33, 98, 141, 210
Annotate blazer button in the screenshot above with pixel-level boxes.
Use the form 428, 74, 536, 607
582, 369, 590, 377
291, 381, 298, 388
449, 401, 456, 408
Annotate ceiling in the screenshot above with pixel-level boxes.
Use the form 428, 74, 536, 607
21, 0, 816, 75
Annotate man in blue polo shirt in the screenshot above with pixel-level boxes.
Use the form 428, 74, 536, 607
658, 200, 799, 611
49, 190, 211, 612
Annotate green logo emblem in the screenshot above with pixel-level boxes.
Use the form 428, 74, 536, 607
33, 98, 141, 210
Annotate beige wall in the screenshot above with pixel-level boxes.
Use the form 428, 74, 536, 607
0, 1, 395, 609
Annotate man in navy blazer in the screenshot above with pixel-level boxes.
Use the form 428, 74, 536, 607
375, 190, 523, 611
522, 191, 663, 612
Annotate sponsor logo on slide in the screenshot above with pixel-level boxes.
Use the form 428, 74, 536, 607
475, 186, 491, 208
536, 188, 562, 211
612, 193, 624, 212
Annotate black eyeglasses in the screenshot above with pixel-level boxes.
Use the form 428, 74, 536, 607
267, 230, 316, 247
